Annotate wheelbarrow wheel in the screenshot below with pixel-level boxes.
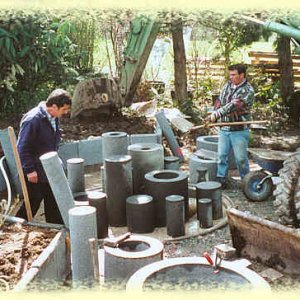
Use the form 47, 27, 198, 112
242, 171, 273, 202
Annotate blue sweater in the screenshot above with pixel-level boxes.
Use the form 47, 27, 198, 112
17, 102, 60, 183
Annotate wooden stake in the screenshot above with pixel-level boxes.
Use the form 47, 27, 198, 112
8, 127, 33, 221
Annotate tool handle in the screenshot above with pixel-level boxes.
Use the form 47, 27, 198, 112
203, 251, 214, 266
190, 120, 269, 131
8, 127, 33, 221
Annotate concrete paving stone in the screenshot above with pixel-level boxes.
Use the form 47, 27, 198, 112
130, 133, 160, 145
78, 137, 103, 166
259, 268, 284, 281
58, 141, 79, 168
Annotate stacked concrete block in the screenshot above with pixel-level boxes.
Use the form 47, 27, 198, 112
58, 141, 79, 168
78, 137, 102, 166
130, 133, 161, 145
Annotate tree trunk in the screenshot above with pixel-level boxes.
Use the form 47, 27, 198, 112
277, 35, 294, 104
171, 19, 188, 107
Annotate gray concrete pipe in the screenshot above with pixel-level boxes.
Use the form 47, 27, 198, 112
88, 190, 108, 238
67, 158, 85, 194
155, 111, 184, 162
104, 235, 163, 285
105, 155, 133, 226
126, 195, 154, 233
68, 206, 97, 287
164, 156, 180, 170
102, 131, 128, 161
144, 170, 188, 227
196, 135, 236, 170
196, 181, 223, 220
128, 143, 164, 194
189, 154, 217, 184
40, 151, 75, 227
166, 195, 185, 237
197, 198, 213, 228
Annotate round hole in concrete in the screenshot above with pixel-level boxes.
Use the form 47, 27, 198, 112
143, 265, 251, 291
204, 137, 218, 143
109, 133, 121, 136
197, 156, 213, 161
153, 172, 179, 180
118, 241, 150, 252
141, 147, 151, 151
74, 194, 88, 202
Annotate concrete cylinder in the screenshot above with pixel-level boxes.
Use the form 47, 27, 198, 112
105, 155, 133, 226
197, 198, 213, 228
88, 190, 108, 238
189, 154, 217, 184
104, 235, 163, 284
196, 181, 223, 220
74, 192, 89, 206
128, 143, 164, 194
68, 206, 97, 287
145, 170, 188, 227
100, 165, 106, 192
67, 158, 85, 194
164, 156, 180, 170
102, 131, 128, 161
196, 166, 208, 183
40, 151, 75, 227
166, 195, 185, 237
126, 195, 154, 233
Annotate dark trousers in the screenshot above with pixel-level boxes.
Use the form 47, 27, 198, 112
16, 181, 64, 224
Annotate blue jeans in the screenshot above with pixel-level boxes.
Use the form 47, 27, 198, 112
217, 129, 250, 179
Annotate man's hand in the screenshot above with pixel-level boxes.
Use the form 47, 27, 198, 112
210, 113, 217, 123
27, 171, 38, 183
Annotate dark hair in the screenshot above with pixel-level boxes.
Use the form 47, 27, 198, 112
228, 64, 246, 75
46, 89, 72, 108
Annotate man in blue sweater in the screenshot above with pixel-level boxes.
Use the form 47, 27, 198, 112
16, 89, 72, 224
209, 64, 254, 188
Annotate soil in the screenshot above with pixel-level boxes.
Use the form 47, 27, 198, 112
1, 111, 300, 292
0, 223, 57, 290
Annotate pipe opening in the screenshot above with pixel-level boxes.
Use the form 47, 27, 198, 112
118, 241, 150, 252
109, 133, 121, 136
141, 147, 151, 151
153, 172, 179, 180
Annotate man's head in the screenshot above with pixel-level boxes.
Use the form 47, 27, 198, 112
46, 89, 72, 118
228, 64, 246, 86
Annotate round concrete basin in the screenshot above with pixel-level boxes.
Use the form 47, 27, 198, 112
126, 257, 271, 292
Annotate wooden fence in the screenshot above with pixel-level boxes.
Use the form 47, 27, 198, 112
186, 51, 300, 89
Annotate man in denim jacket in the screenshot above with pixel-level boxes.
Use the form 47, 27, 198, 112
210, 64, 254, 187
16, 89, 72, 223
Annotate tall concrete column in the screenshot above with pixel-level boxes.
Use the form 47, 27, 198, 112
105, 155, 133, 226
69, 206, 97, 287
67, 158, 85, 194
102, 131, 128, 161
40, 151, 75, 227
128, 143, 164, 193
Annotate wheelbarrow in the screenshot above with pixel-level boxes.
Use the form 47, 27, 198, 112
242, 148, 293, 201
